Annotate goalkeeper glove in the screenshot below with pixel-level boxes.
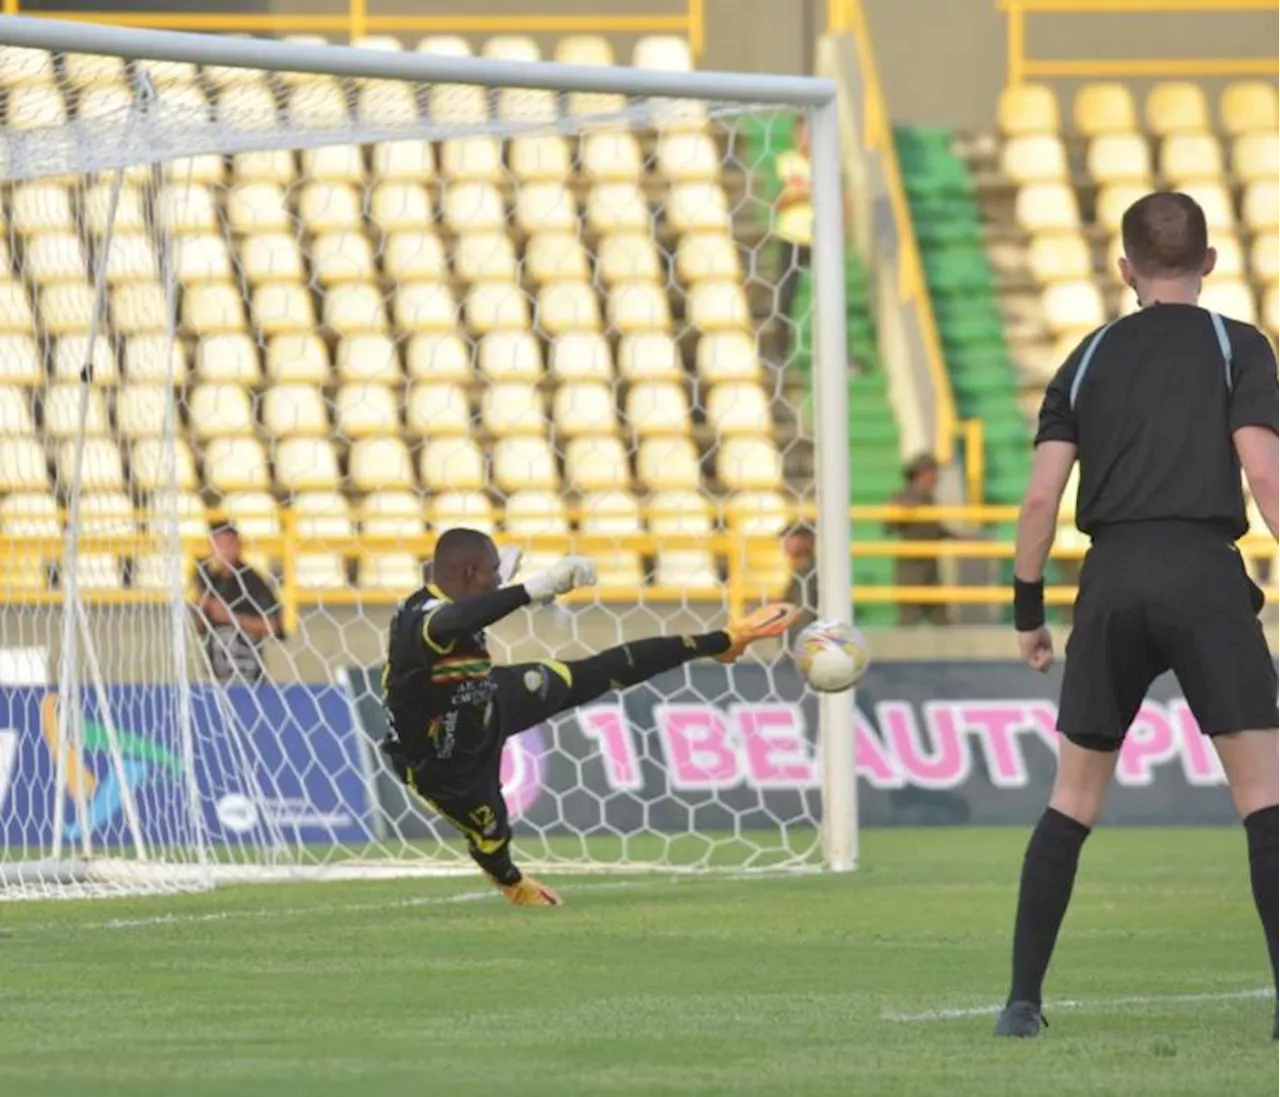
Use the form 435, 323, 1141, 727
497, 876, 563, 907
522, 556, 597, 605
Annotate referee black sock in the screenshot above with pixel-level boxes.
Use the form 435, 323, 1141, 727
1007, 808, 1091, 1007
1243, 805, 1278, 989
563, 633, 731, 707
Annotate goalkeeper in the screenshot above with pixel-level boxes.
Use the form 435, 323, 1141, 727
380, 528, 797, 907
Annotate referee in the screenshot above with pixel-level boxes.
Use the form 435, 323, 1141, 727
995, 192, 1279, 1038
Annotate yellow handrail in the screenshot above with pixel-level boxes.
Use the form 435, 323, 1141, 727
998, 0, 1279, 85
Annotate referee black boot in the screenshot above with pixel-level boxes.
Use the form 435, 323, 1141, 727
994, 1001, 1046, 1038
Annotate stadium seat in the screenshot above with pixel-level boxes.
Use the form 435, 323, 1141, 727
697, 330, 762, 384
45, 383, 108, 438
483, 35, 540, 62
618, 332, 683, 383
688, 282, 751, 331
299, 183, 362, 233
215, 81, 276, 131
1027, 233, 1093, 284
117, 385, 170, 439
294, 492, 353, 589
586, 184, 651, 234
52, 335, 117, 385
102, 234, 158, 284
1146, 82, 1210, 135
135, 491, 208, 590
626, 382, 691, 437
1211, 234, 1246, 279
608, 282, 672, 333
479, 332, 542, 382
7, 84, 66, 130
492, 436, 558, 493
197, 333, 260, 385
204, 437, 270, 491
454, 233, 518, 283
0, 437, 49, 491
370, 182, 435, 235
159, 151, 224, 186
649, 491, 719, 590
262, 383, 329, 437
130, 437, 198, 492
579, 489, 644, 587
1262, 283, 1279, 336
0, 336, 42, 387
504, 490, 569, 576
1180, 182, 1237, 231
1199, 280, 1258, 325
1251, 233, 1279, 282
667, 183, 731, 233
0, 46, 56, 87
275, 437, 340, 491
998, 83, 1060, 135
565, 436, 631, 491
172, 234, 234, 284
357, 83, 420, 126
1159, 134, 1224, 184
633, 35, 692, 71
1220, 81, 1279, 136
549, 332, 613, 382
515, 183, 578, 235
336, 333, 401, 385
227, 183, 291, 234
466, 282, 531, 334
1042, 281, 1106, 334
358, 491, 425, 591
311, 232, 378, 284
553, 381, 618, 437
76, 84, 132, 122
1095, 182, 1156, 232
239, 233, 306, 284
371, 140, 436, 183
83, 181, 146, 236
716, 436, 782, 490
39, 284, 97, 335
725, 490, 791, 595
1014, 182, 1080, 232
286, 79, 349, 129
1242, 182, 1280, 231
1085, 133, 1153, 184
677, 234, 741, 283
405, 383, 471, 435
75, 491, 135, 589
420, 437, 486, 491
335, 382, 400, 438
185, 283, 249, 335
0, 386, 35, 435
1000, 135, 1068, 183
64, 50, 125, 87
705, 383, 770, 435
25, 233, 86, 284
324, 283, 389, 334
301, 144, 365, 186
189, 383, 255, 438
1, 490, 54, 589
441, 137, 503, 182
251, 283, 315, 335
482, 383, 545, 435
599, 235, 662, 284
122, 334, 186, 386
1073, 83, 1137, 136
405, 333, 472, 383
383, 231, 448, 281
431, 490, 495, 534
496, 85, 556, 125
509, 135, 571, 183
525, 234, 591, 284
443, 182, 506, 233
656, 134, 719, 182
581, 132, 643, 182
155, 183, 218, 235
266, 333, 329, 384
349, 436, 415, 491
233, 148, 297, 185
1233, 133, 1279, 183
536, 283, 603, 334
555, 36, 626, 116
0, 282, 35, 334
637, 437, 701, 490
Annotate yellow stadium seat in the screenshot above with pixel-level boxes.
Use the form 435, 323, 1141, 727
0, 438, 49, 491
405, 333, 471, 383
188, 383, 255, 438
1146, 82, 1210, 136
64, 50, 126, 87
1085, 134, 1152, 184
705, 383, 770, 435
227, 183, 291, 234
394, 283, 458, 333
431, 490, 496, 534
0, 47, 56, 87
656, 133, 719, 182
697, 330, 762, 384
637, 437, 700, 490
136, 492, 208, 589
76, 85, 132, 123
579, 489, 644, 587
481, 383, 545, 435
38, 284, 96, 335
1179, 182, 1236, 231
633, 35, 692, 71
371, 140, 437, 182
59, 438, 124, 490
12, 182, 72, 234
553, 381, 618, 437
504, 490, 568, 576
716, 436, 782, 491
1210, 234, 1245, 280
124, 335, 187, 385
373, 183, 438, 234
599, 234, 662, 284
1159, 133, 1224, 184
155, 183, 218, 235
536, 283, 602, 335
515, 183, 578, 234
44, 383, 106, 437
1095, 182, 1154, 232
626, 382, 690, 437
668, 183, 731, 233
1242, 182, 1280, 231
492, 436, 559, 494
0, 282, 35, 334
524, 233, 590, 285
556, 36, 626, 116
1027, 233, 1093, 284
102, 234, 157, 284
261, 383, 329, 438
455, 232, 518, 283
324, 283, 389, 334
1262, 283, 1279, 336
1220, 81, 1279, 136
298, 183, 361, 233
405, 383, 471, 435
311, 232, 377, 284
688, 282, 751, 331
442, 182, 505, 233
1000, 134, 1068, 183
174, 234, 237, 284
998, 83, 1060, 135
479, 331, 542, 382
585, 184, 651, 234
215, 81, 276, 131
25, 233, 85, 284
196, 333, 260, 385
677, 234, 741, 283
382, 231, 448, 281
75, 491, 135, 589
238, 233, 306, 284
1, 491, 54, 588
581, 132, 643, 182
50, 335, 116, 386
1233, 133, 1279, 183
1199, 280, 1258, 325
220, 491, 279, 536
233, 149, 297, 185
6, 84, 66, 130
275, 437, 341, 491
358, 490, 425, 591
357, 82, 419, 125
650, 491, 719, 590
286, 78, 348, 129
1014, 182, 1080, 232
441, 137, 503, 182
335, 333, 400, 385
130, 437, 198, 492
509, 135, 571, 182
565, 436, 631, 491
252, 282, 314, 335
496, 85, 557, 124
335, 381, 399, 438
349, 437, 415, 491
1250, 233, 1279, 282
420, 437, 485, 491
83, 182, 145, 236
1042, 281, 1106, 334
301, 144, 364, 185
0, 336, 42, 387
466, 282, 531, 334
549, 332, 613, 382
618, 332, 682, 383
0, 386, 35, 434
266, 333, 329, 384
1073, 83, 1137, 136
293, 491, 353, 590
483, 35, 540, 62
608, 282, 672, 333
205, 437, 270, 492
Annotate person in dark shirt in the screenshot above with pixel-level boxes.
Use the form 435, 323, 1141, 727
995, 192, 1279, 1039
887, 454, 954, 626
192, 524, 284, 684
380, 528, 798, 907
782, 525, 818, 645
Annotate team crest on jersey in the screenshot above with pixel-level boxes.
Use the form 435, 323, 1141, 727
523, 667, 550, 698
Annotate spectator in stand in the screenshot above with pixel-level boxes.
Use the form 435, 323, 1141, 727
192, 523, 284, 684
775, 119, 813, 359
888, 454, 954, 626
781, 525, 818, 645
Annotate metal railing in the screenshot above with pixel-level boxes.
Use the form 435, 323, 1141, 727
998, 0, 1279, 85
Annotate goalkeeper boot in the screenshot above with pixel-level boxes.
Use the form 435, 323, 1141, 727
994, 1000, 1046, 1038
716, 603, 800, 664
497, 875, 563, 908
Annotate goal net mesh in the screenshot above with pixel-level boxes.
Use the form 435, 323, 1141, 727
0, 41, 828, 898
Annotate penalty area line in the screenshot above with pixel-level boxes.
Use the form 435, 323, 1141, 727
884, 988, 1274, 1023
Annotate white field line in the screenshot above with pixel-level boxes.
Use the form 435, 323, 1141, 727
885, 988, 1275, 1023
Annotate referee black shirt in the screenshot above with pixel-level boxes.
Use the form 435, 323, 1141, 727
1037, 303, 1279, 538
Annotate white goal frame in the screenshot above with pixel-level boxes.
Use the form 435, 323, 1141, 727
0, 14, 856, 888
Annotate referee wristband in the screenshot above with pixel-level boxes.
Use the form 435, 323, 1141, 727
1013, 577, 1046, 632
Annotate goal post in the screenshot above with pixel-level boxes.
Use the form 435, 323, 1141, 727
0, 15, 855, 899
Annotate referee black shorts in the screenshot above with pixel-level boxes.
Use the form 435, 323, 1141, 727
1059, 521, 1278, 751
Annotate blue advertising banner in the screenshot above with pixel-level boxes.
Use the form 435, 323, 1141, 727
0, 685, 375, 849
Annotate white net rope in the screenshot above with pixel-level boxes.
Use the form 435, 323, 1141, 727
0, 44, 824, 897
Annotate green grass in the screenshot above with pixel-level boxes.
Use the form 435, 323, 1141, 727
1, 829, 1274, 1097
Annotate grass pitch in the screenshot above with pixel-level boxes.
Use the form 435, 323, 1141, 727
1, 828, 1275, 1097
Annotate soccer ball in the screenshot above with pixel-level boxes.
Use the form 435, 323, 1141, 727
793, 620, 870, 693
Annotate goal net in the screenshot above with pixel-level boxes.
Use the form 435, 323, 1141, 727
0, 23, 853, 899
